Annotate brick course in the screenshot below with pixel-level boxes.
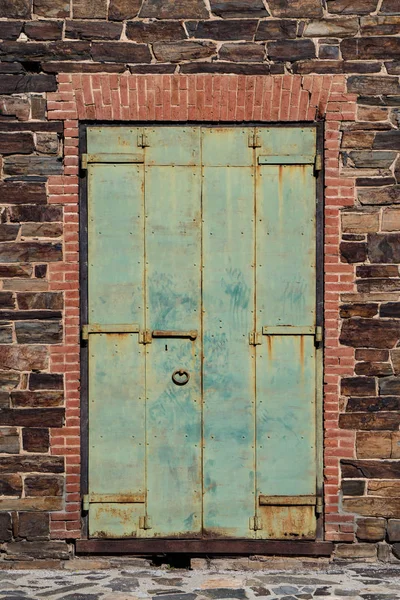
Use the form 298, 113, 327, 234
0, 0, 399, 560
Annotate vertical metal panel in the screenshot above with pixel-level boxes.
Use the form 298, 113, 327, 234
202, 127, 256, 538
87, 153, 145, 538
144, 130, 202, 537
255, 129, 317, 539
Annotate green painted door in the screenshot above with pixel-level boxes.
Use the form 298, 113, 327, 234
85, 126, 320, 540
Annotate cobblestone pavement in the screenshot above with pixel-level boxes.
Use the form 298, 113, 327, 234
0, 561, 400, 600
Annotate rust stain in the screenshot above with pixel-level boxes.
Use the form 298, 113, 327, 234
299, 335, 304, 370
267, 335, 273, 360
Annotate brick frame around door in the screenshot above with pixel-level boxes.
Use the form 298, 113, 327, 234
46, 73, 357, 543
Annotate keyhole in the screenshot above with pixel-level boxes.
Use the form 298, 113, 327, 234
165, 345, 168, 351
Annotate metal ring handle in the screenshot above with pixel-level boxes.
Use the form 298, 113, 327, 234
172, 369, 190, 386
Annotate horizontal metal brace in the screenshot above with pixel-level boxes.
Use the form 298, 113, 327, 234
262, 325, 316, 336
82, 323, 140, 340
258, 155, 315, 165
81, 153, 144, 169
152, 330, 198, 340
84, 493, 145, 505
259, 495, 316, 506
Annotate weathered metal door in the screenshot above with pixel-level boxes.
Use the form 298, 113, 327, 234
84, 126, 321, 540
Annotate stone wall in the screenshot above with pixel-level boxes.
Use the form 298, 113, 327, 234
0, 0, 399, 561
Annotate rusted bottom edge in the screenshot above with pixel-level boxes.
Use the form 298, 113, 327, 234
75, 539, 333, 556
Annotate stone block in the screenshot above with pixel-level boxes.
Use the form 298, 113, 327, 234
0, 474, 22, 496
340, 304, 378, 318
381, 303, 400, 318
340, 412, 400, 430
0, 225, 20, 242
268, 39, 316, 61
127, 21, 187, 42
359, 186, 400, 206
348, 396, 400, 412
0, 427, 20, 454
382, 209, 400, 232
381, 0, 400, 14
0, 497, 61, 511
109, 0, 142, 20
342, 459, 400, 479
303, 18, 358, 37
356, 265, 399, 278
0, 372, 20, 391
255, 19, 297, 40
187, 20, 256, 41
0, 455, 64, 473
356, 349, 390, 361
0, 0, 31, 18
342, 479, 365, 496
0, 310, 61, 321
348, 75, 400, 95
342, 37, 400, 60
219, 43, 265, 62
0, 75, 57, 94
0, 408, 64, 427
0, 133, 34, 155
24, 21, 63, 41
91, 42, 152, 63
361, 16, 400, 35
341, 212, 379, 233
9, 205, 62, 223
180, 62, 272, 75
355, 362, 393, 376
342, 131, 375, 149
0, 513, 12, 543
73, 0, 107, 18
153, 41, 216, 62
35, 133, 59, 155
0, 95, 30, 121
0, 346, 48, 372
374, 131, 400, 150
33, 0, 69, 17
0, 41, 91, 62
341, 377, 376, 397
340, 242, 367, 263
209, 0, 268, 17
0, 182, 47, 205
356, 518, 386, 542
6, 541, 70, 560
268, 0, 322, 17
388, 520, 400, 542
24, 475, 64, 497
17, 293, 62, 311
348, 150, 396, 168
4, 156, 62, 177
18, 512, 49, 541
0, 22, 24, 40
391, 349, 400, 376
357, 176, 396, 187
358, 106, 389, 121
341, 318, 400, 349
0, 242, 62, 264
12, 391, 63, 408
22, 428, 50, 452
29, 373, 63, 391
379, 376, 400, 396
335, 543, 377, 559
65, 20, 123, 40
357, 431, 392, 458
0, 325, 12, 345
21, 223, 63, 238
357, 279, 400, 293
327, 0, 378, 14
34, 265, 47, 279
142, 0, 209, 18
319, 45, 340, 60
15, 321, 62, 344
344, 497, 400, 518
368, 233, 400, 263
0, 293, 15, 310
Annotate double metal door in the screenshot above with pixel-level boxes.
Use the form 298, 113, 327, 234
84, 126, 321, 540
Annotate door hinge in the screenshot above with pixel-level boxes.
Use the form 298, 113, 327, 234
82, 494, 89, 512
81, 154, 88, 170
139, 515, 152, 530
315, 326, 323, 344
314, 151, 322, 173
139, 330, 152, 345
138, 132, 149, 148
249, 331, 262, 346
248, 132, 261, 148
249, 516, 262, 531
